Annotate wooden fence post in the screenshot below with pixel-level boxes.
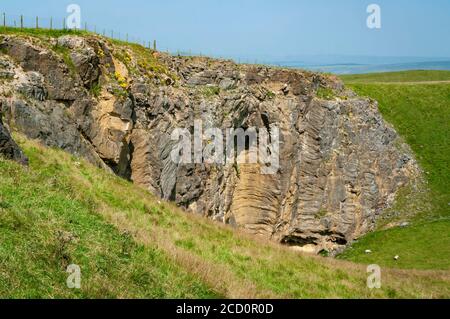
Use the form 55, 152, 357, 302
50, 17, 53, 30
3, 13, 5, 28
20, 15, 23, 29
153, 40, 157, 51
36, 16, 39, 29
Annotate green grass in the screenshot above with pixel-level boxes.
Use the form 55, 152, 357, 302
110, 39, 176, 82
316, 87, 336, 100
339, 71, 450, 270
201, 85, 221, 97
341, 70, 450, 83
339, 220, 450, 270
51, 44, 77, 75
89, 83, 102, 98
0, 141, 218, 299
0, 135, 449, 298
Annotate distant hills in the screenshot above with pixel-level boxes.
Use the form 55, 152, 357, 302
292, 60, 450, 75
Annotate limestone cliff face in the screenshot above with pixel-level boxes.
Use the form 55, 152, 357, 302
0, 34, 418, 253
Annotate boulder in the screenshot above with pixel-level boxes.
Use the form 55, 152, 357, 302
17, 71, 47, 101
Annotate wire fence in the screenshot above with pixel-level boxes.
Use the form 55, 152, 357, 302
0, 12, 258, 64
0, 12, 167, 52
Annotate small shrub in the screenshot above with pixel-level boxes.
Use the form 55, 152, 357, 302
52, 44, 76, 75
316, 87, 335, 100
111, 86, 128, 99
90, 82, 102, 98
114, 71, 129, 89
266, 90, 276, 99
202, 86, 220, 97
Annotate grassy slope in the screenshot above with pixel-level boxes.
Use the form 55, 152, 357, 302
0, 142, 217, 299
0, 135, 448, 298
339, 71, 450, 270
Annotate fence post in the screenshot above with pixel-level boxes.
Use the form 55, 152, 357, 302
50, 17, 53, 30
153, 40, 157, 51
36, 16, 39, 29
20, 15, 23, 29
84, 22, 87, 32
3, 13, 5, 28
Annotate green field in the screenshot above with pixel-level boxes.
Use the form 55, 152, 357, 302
341, 70, 450, 83
339, 71, 450, 270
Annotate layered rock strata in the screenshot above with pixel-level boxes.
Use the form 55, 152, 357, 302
0, 34, 418, 252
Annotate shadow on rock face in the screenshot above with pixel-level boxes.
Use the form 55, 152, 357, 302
0, 117, 28, 165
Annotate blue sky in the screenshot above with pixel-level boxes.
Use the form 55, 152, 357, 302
1, 0, 450, 60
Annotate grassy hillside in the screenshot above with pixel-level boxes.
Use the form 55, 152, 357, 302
339, 71, 450, 270
0, 140, 217, 299
1, 135, 449, 298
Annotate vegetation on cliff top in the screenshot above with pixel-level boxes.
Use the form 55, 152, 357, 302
0, 27, 175, 86
0, 26, 88, 39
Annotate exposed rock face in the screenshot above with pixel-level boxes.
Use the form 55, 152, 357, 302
0, 116, 28, 165
0, 34, 419, 253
